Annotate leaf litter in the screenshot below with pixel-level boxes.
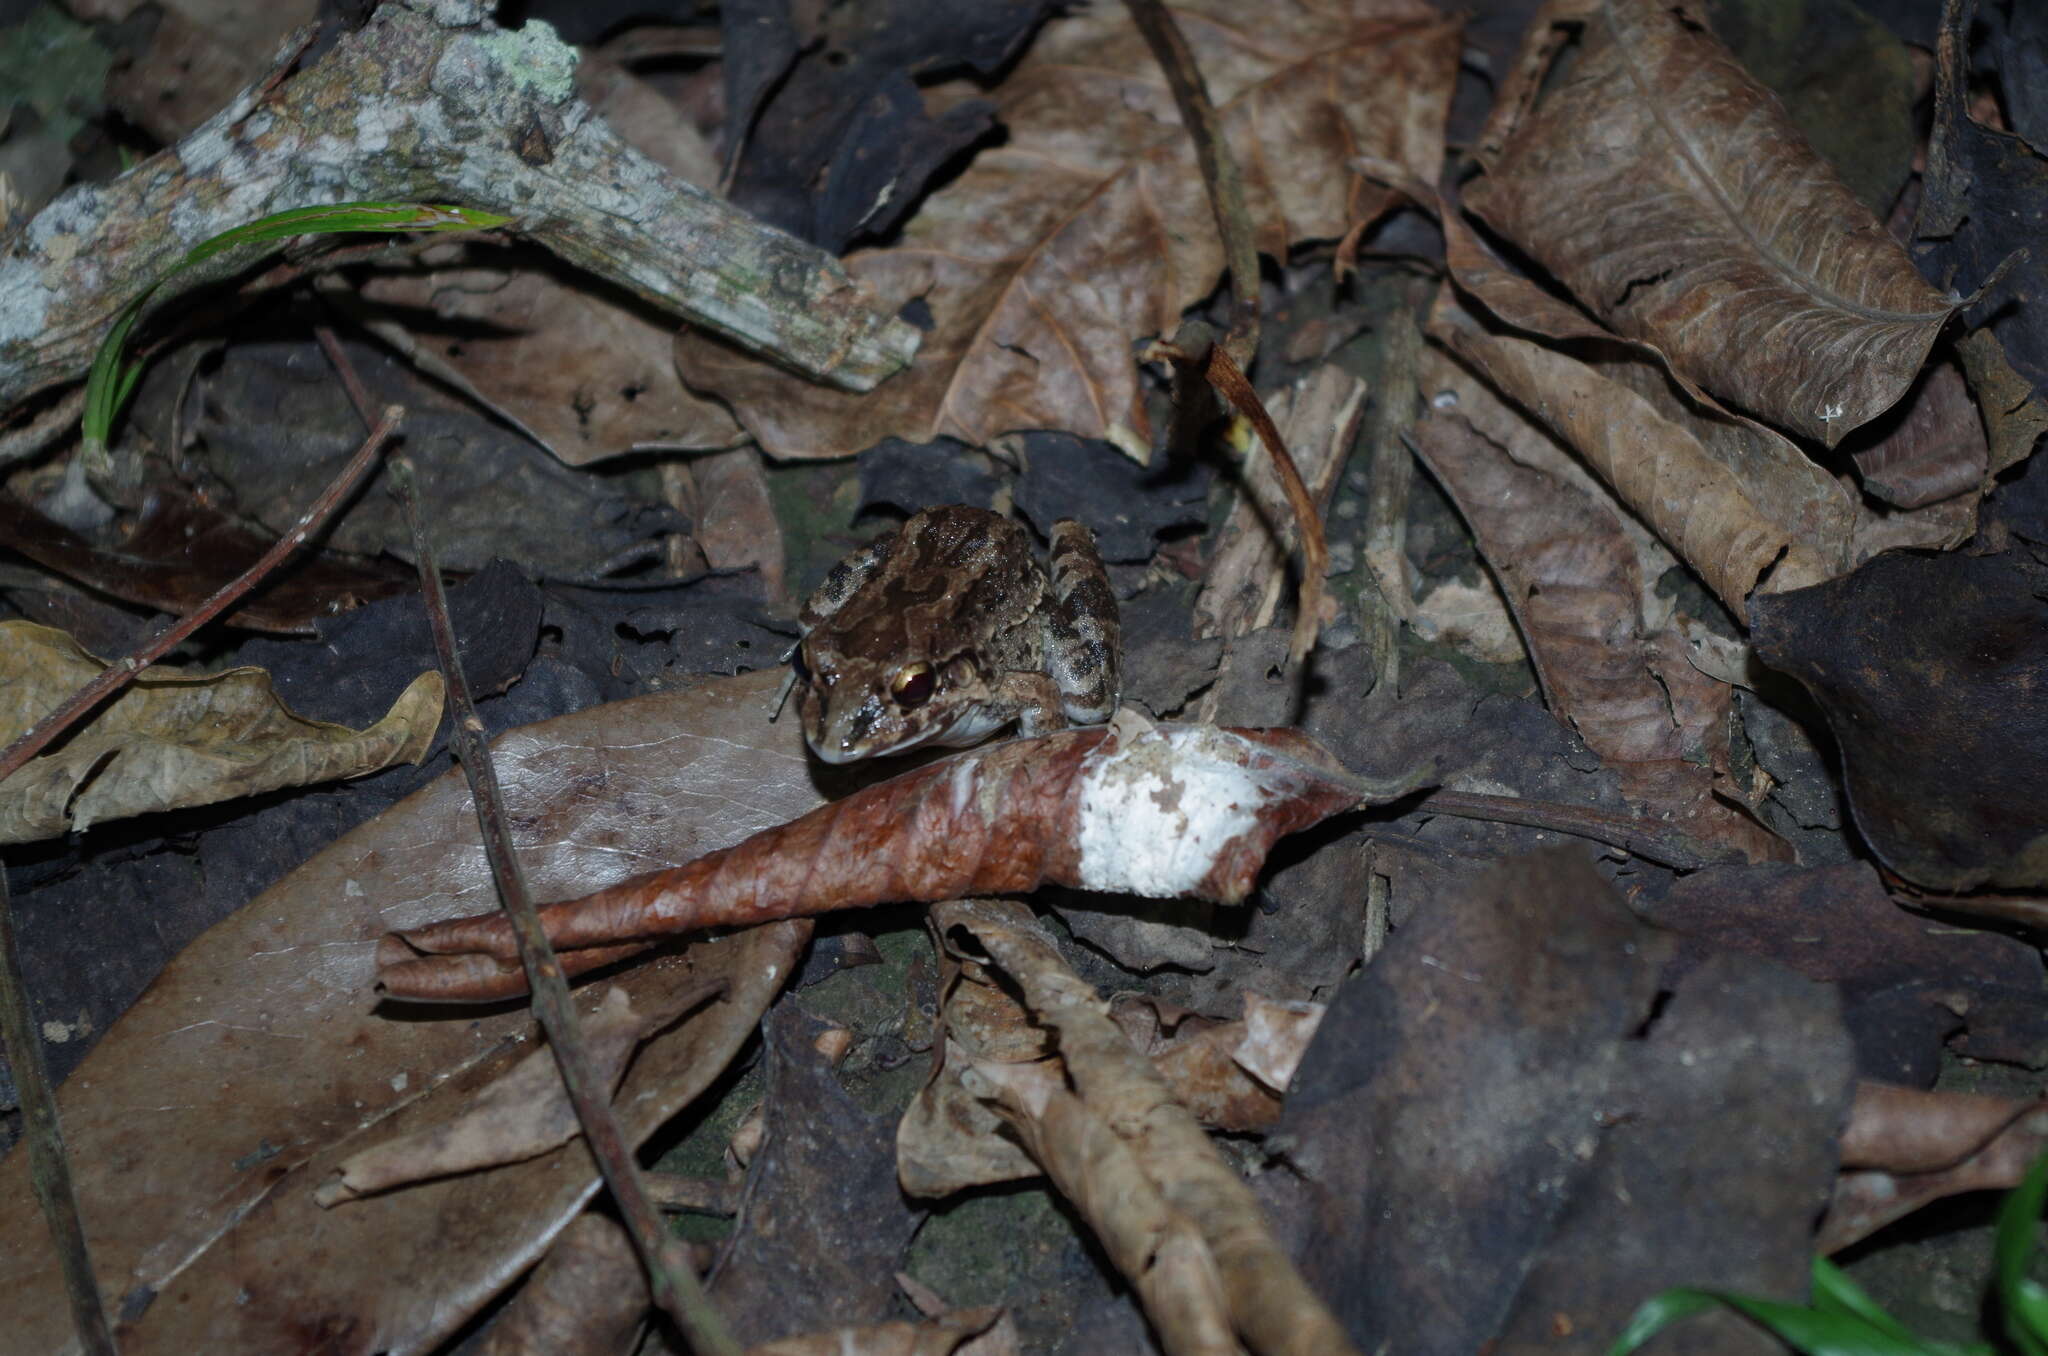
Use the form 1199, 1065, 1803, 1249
3, 0, 2048, 1351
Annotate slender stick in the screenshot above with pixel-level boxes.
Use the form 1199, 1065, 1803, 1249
1126, 0, 1260, 365
1411, 789, 1725, 872
0, 407, 400, 786
1201, 342, 1329, 664
386, 456, 740, 1355
0, 870, 116, 1356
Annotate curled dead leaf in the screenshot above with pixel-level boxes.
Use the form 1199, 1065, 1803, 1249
379, 713, 1377, 1001
0, 620, 443, 844
315, 980, 723, 1207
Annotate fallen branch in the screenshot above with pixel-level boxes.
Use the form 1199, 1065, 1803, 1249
0, 0, 917, 414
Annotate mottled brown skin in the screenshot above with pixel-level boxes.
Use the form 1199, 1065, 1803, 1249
792, 505, 1120, 764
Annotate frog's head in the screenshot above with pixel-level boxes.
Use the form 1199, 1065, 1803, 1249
791, 642, 992, 764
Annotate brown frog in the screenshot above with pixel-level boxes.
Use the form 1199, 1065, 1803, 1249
790, 505, 1120, 764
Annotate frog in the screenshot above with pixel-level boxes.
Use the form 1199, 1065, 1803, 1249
789, 505, 1121, 764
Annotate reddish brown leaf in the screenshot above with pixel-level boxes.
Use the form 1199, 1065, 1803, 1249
1464, 0, 1957, 446
0, 487, 413, 634
380, 715, 1370, 1000
675, 1, 1459, 460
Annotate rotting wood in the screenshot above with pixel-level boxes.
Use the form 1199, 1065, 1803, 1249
0, 1, 918, 415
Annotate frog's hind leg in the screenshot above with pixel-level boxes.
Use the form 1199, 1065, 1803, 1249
1043, 519, 1121, 725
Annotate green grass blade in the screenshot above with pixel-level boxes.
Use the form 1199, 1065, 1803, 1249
1613, 1283, 1939, 1356
78, 201, 512, 447
1610, 1289, 1723, 1354
1997, 1153, 2048, 1356
1810, 1257, 1920, 1344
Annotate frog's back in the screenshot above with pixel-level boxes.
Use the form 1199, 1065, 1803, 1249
840, 506, 1045, 667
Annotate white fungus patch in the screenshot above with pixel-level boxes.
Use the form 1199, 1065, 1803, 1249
1074, 726, 1266, 898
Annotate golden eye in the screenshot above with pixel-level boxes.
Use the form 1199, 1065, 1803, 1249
890, 662, 936, 708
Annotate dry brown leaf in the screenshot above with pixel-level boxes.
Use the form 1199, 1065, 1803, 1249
1464, 0, 1957, 446
1406, 411, 1787, 865
358, 254, 745, 464
1427, 289, 1844, 620
472, 1212, 650, 1356
1846, 358, 1988, 510
1822, 1083, 2048, 1253
675, 1, 1459, 460
314, 980, 720, 1206
970, 1056, 1239, 1356
745, 1311, 1006, 1356
0, 620, 443, 844
0, 669, 821, 1354
684, 446, 788, 603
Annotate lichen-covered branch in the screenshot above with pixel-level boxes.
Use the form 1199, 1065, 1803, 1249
0, 0, 919, 413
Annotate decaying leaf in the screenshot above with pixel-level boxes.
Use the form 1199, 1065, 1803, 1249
1465, 0, 1957, 446
1822, 1082, 2048, 1254
676, 1, 1460, 459
1845, 357, 1988, 511
1751, 548, 2048, 893
709, 1005, 926, 1345
1405, 409, 1786, 865
743, 1311, 1008, 1356
358, 250, 744, 464
1918, 0, 2048, 402
1275, 848, 1855, 1351
380, 711, 1390, 1000
0, 669, 821, 1355
0, 619, 444, 844
471, 1212, 651, 1356
315, 980, 723, 1206
934, 898, 1358, 1356
1108, 992, 1324, 1132
1635, 860, 2048, 1085
0, 486, 414, 634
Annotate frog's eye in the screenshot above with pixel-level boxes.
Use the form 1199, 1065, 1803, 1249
890, 662, 936, 708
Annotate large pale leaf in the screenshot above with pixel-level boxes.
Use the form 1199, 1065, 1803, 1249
676, 0, 1459, 460
0, 621, 443, 843
1463, 0, 1956, 446
0, 669, 820, 1354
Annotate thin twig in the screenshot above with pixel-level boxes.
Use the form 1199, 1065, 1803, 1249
1126, 0, 1260, 364
1410, 789, 1728, 871
1202, 342, 1329, 663
0, 407, 401, 786
386, 456, 741, 1356
0, 871, 116, 1356
1358, 285, 1428, 693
